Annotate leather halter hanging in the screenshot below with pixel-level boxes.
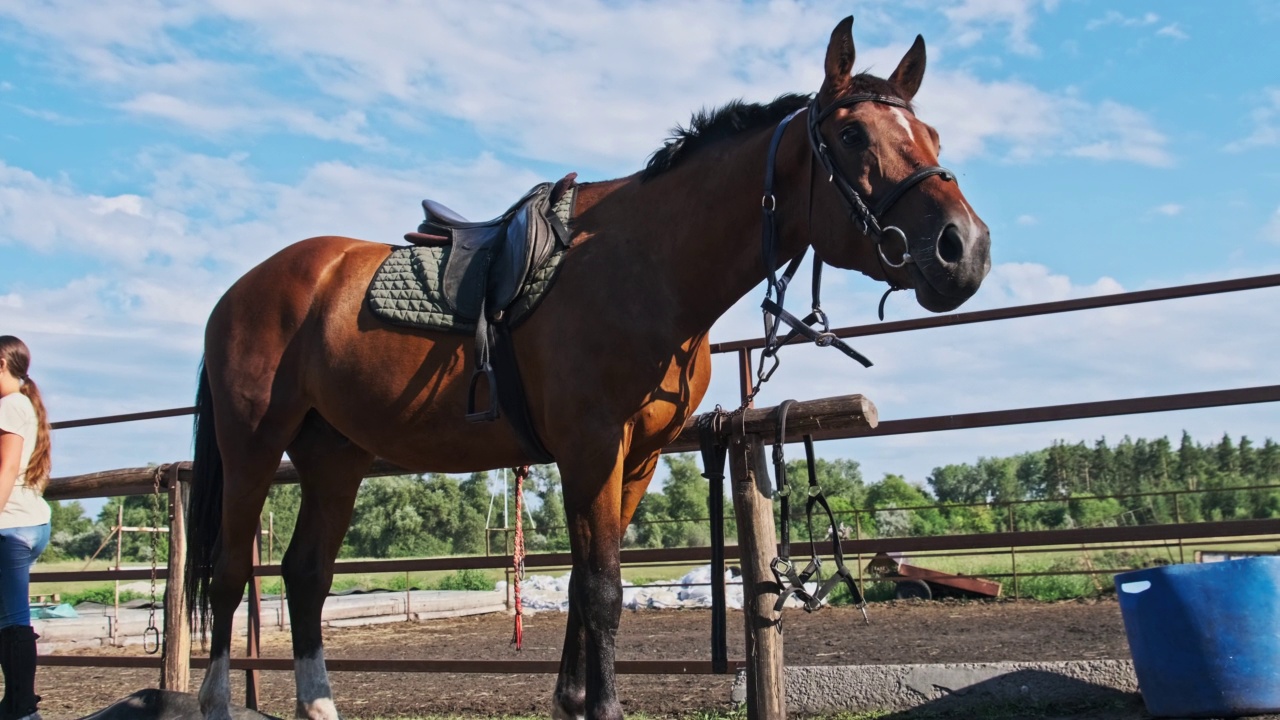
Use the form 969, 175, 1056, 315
770, 400, 869, 623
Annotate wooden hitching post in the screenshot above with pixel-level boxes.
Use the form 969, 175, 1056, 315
730, 431, 785, 720
162, 466, 190, 691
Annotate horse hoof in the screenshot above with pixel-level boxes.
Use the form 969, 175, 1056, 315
296, 698, 341, 720
551, 700, 585, 720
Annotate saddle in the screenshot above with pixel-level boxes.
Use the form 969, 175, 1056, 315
406, 181, 570, 322
400, 176, 575, 446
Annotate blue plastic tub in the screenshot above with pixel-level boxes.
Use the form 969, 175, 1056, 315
1116, 557, 1280, 717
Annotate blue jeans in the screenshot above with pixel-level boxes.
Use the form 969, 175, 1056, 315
0, 524, 50, 628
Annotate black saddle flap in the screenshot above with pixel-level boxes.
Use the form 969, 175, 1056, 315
434, 182, 556, 320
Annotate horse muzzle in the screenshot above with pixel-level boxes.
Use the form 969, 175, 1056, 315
907, 220, 992, 312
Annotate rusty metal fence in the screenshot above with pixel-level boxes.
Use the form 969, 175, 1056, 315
32, 273, 1280, 697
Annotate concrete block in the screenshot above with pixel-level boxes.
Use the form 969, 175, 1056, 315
730, 661, 1141, 716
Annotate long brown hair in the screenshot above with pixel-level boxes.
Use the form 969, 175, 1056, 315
0, 336, 51, 493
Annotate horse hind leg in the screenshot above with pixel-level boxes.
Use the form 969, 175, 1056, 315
199, 434, 300, 719
282, 411, 373, 720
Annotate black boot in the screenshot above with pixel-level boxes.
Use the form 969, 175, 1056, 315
0, 625, 40, 720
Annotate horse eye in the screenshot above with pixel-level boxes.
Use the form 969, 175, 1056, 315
840, 125, 867, 148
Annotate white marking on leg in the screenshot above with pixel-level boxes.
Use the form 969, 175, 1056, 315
199, 654, 231, 718
295, 650, 339, 720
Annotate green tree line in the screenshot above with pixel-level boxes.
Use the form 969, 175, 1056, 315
43, 432, 1280, 562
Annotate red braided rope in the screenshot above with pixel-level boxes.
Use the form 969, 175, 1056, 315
512, 465, 528, 650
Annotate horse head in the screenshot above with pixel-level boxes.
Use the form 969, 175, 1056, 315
805, 17, 991, 313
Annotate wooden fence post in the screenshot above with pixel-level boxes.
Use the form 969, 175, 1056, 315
730, 431, 785, 720
162, 466, 190, 691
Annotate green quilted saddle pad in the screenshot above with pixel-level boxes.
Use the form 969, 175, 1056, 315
366, 188, 573, 334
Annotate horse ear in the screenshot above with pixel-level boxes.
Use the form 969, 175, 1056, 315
822, 16, 856, 97
889, 35, 927, 101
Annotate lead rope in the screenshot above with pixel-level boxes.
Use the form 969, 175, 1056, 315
511, 465, 529, 650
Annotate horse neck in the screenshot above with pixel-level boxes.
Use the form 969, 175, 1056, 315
584, 123, 814, 340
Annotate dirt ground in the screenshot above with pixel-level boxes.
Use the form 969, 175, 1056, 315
33, 598, 1218, 719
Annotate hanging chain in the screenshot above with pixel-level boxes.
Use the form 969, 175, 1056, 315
143, 464, 164, 654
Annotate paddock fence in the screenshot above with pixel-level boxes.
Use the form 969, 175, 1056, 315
32, 273, 1280, 712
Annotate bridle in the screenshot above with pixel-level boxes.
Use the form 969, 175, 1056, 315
753, 91, 957, 403
709, 92, 957, 623
806, 92, 955, 272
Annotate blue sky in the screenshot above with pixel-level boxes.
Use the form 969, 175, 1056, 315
2, 1, 1279, 510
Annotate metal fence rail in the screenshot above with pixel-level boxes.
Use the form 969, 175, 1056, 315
33, 273, 1280, 700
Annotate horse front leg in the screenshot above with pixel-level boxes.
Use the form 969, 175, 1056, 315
557, 441, 628, 720
553, 572, 587, 720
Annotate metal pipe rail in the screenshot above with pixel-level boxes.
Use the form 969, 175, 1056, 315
45, 385, 1280, 499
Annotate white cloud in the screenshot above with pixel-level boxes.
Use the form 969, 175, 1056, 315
1226, 88, 1280, 152
0, 1, 1171, 172
941, 0, 1056, 56
1154, 203, 1183, 217
1086, 11, 1159, 31
15, 105, 80, 124
1016, 214, 1037, 225
118, 93, 381, 147
1067, 101, 1173, 167
0, 161, 194, 267
919, 74, 1172, 167
1157, 23, 1189, 40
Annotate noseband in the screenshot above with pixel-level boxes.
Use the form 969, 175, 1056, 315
752, 93, 956, 401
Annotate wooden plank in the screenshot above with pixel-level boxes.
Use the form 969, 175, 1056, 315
162, 470, 190, 691
892, 563, 1003, 598
730, 434, 785, 720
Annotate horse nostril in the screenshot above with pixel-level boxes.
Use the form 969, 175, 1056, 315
938, 224, 965, 265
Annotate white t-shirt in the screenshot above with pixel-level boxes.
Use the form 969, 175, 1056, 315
0, 391, 51, 528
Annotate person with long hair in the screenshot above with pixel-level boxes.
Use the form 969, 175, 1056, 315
0, 336, 50, 720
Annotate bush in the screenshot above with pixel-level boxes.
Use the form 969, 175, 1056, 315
64, 586, 147, 606
433, 569, 494, 591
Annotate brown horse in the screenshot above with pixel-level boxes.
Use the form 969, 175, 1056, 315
186, 17, 990, 720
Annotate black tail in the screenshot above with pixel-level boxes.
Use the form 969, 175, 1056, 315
186, 361, 223, 641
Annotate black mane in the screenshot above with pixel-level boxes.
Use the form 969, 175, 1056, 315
642, 74, 908, 180
642, 93, 810, 180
